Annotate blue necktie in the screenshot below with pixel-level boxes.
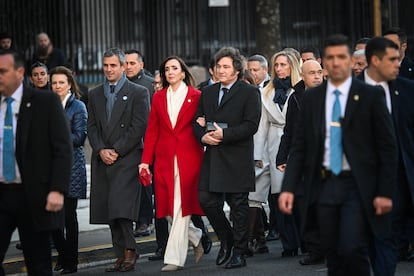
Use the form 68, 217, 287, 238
330, 89, 342, 175
3, 97, 15, 182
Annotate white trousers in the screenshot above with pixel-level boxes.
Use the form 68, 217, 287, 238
164, 158, 202, 267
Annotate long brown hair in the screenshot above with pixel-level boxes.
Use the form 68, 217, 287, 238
49, 66, 81, 99
159, 56, 195, 88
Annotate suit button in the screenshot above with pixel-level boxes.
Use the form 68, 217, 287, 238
120, 124, 125, 128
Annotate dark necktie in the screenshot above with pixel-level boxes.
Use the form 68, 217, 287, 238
3, 97, 15, 182
110, 85, 115, 94
330, 89, 342, 175
218, 87, 228, 105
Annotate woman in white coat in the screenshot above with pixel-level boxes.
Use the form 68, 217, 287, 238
250, 50, 302, 256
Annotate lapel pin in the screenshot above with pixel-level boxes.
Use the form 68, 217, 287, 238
353, 95, 359, 101
395, 90, 399, 96
26, 102, 31, 108
122, 96, 127, 101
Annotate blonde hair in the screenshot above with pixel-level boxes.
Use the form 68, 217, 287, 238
263, 50, 302, 97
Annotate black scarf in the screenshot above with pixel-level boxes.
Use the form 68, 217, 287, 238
272, 76, 291, 110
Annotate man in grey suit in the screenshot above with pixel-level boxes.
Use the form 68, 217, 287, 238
87, 48, 149, 272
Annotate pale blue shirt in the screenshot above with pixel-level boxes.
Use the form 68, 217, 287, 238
0, 83, 23, 183
323, 77, 351, 171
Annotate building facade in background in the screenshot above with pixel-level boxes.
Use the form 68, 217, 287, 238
0, 0, 412, 84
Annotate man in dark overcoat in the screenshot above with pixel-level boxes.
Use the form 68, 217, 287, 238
279, 35, 398, 275
194, 46, 261, 269
88, 47, 149, 272
358, 36, 414, 276
0, 50, 72, 276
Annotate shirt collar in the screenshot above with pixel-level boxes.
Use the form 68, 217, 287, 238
364, 70, 388, 87
327, 76, 352, 96
220, 79, 237, 91
3, 83, 23, 103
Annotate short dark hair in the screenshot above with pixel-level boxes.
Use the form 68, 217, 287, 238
365, 37, 399, 66
0, 31, 12, 40
0, 49, 25, 69
323, 34, 352, 56
383, 27, 407, 44
247, 54, 268, 68
354, 37, 371, 47
159, 56, 195, 88
30, 61, 48, 74
125, 49, 144, 62
214, 46, 244, 79
300, 46, 321, 59
207, 58, 216, 71
103, 47, 125, 65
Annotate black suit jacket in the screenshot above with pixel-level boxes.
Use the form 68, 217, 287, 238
15, 86, 73, 231
129, 71, 154, 103
399, 56, 414, 80
358, 72, 414, 206
193, 80, 261, 193
282, 78, 398, 237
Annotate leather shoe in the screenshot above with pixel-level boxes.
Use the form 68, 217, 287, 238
54, 262, 63, 271
201, 233, 212, 254
60, 267, 77, 274
105, 257, 124, 272
148, 248, 165, 261
133, 223, 150, 237
266, 230, 279, 241
216, 241, 233, 265
299, 255, 324, 265
281, 248, 298, 257
119, 249, 139, 272
224, 254, 246, 269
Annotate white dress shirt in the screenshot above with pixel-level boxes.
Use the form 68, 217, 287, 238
364, 70, 392, 113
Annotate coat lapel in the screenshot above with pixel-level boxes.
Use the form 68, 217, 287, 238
106, 82, 129, 133
313, 83, 326, 139
218, 80, 240, 108
16, 87, 34, 162
175, 87, 196, 128
342, 80, 360, 129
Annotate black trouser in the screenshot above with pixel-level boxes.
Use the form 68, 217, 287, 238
52, 197, 79, 269
371, 160, 412, 276
138, 185, 153, 225
0, 185, 52, 276
199, 190, 249, 255
317, 175, 370, 276
273, 193, 301, 251
109, 218, 136, 258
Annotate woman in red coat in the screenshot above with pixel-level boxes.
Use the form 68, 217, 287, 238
139, 56, 204, 272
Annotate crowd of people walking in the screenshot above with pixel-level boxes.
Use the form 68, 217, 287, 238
1, 27, 414, 276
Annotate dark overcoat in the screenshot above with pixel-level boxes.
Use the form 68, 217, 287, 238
16, 86, 73, 231
358, 73, 414, 207
282, 79, 398, 238
193, 80, 261, 193
87, 80, 149, 224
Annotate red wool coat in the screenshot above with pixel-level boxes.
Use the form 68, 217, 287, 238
141, 86, 204, 218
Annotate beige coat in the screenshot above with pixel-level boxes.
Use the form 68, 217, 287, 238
249, 87, 294, 202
